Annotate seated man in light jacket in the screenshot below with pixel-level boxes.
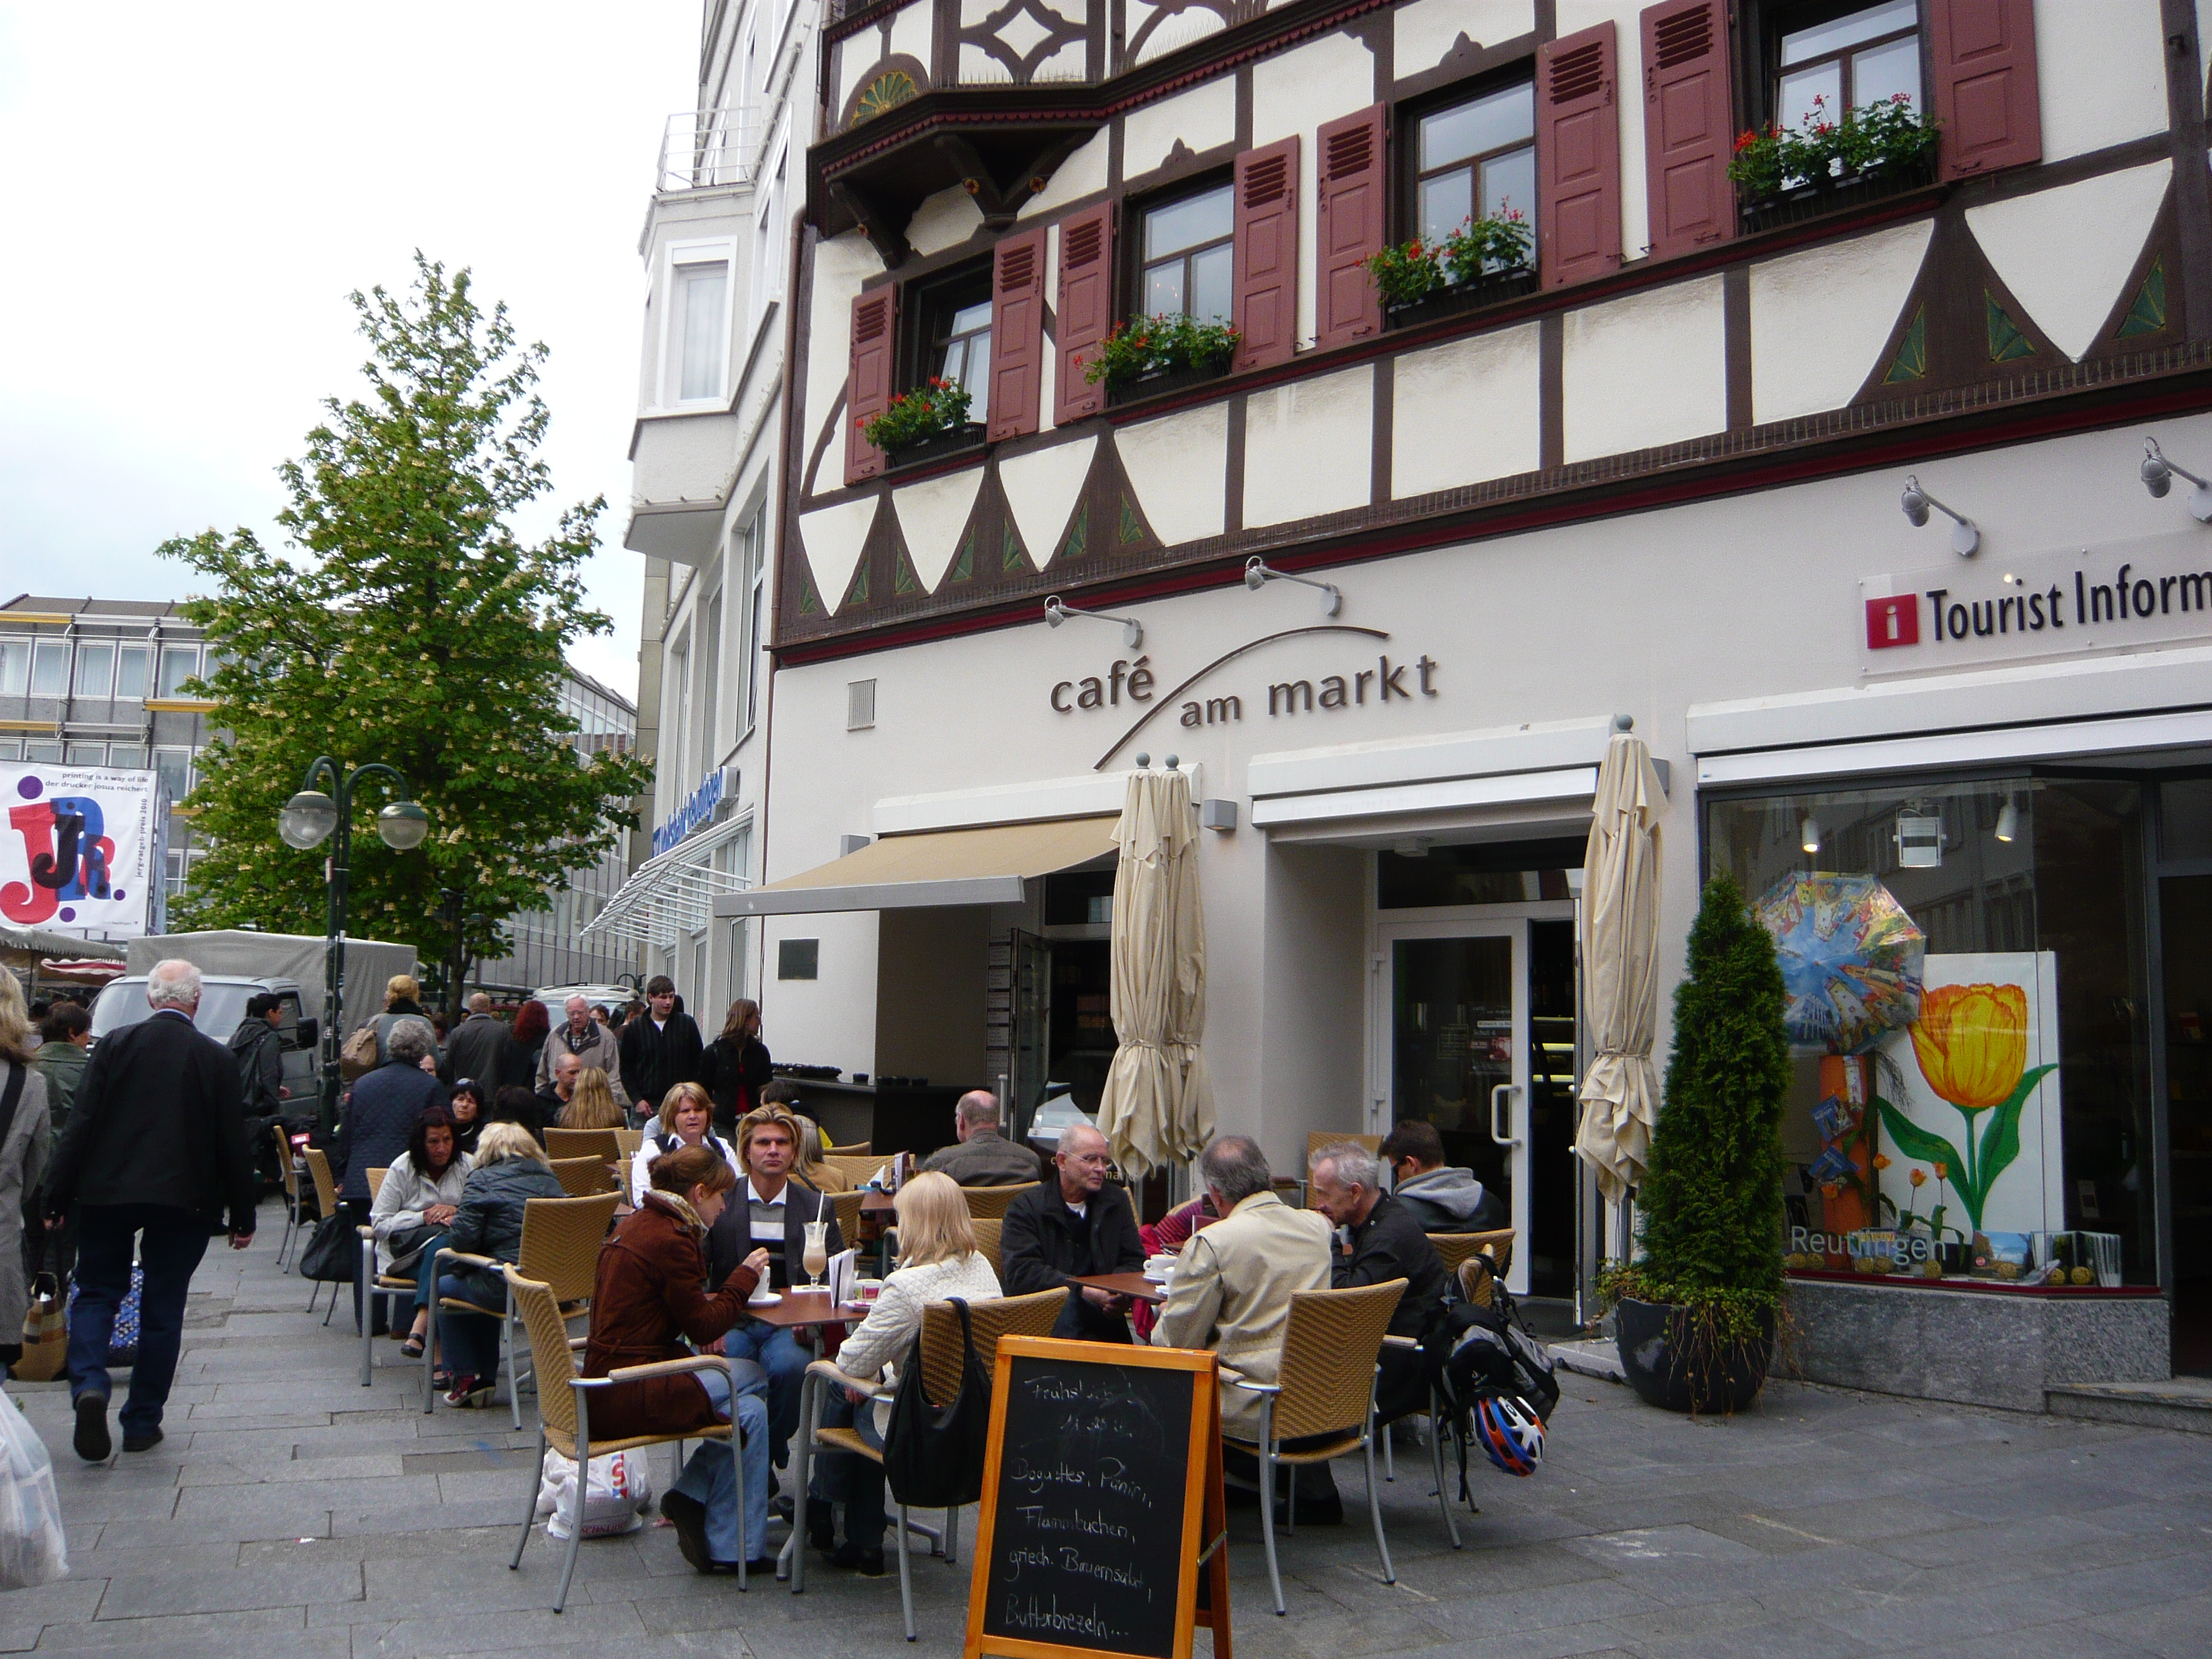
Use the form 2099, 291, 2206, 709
1149, 1135, 1330, 1443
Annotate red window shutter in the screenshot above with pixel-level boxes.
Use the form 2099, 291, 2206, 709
1317, 105, 1387, 347
1536, 21, 1622, 289
1233, 136, 1300, 370
988, 228, 1046, 442
1054, 203, 1114, 426
1641, 0, 1734, 260
846, 287, 897, 486
1929, 0, 2041, 180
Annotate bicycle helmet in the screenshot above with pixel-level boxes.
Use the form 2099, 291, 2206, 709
1472, 1395, 1545, 1477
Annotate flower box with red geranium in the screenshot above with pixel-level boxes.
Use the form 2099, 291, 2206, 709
1082, 313, 1242, 404
859, 377, 983, 467
1368, 211, 1535, 330
1729, 93, 1940, 230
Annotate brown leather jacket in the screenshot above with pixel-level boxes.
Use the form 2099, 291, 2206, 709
581, 1195, 759, 1440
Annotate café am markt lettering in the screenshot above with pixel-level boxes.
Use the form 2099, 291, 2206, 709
1861, 531, 2212, 675
1049, 651, 1440, 724
652, 766, 731, 855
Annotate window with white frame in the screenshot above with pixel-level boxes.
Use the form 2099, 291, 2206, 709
743, 504, 768, 736
23, 741, 61, 764
64, 742, 106, 765
115, 644, 151, 700
667, 628, 692, 787
666, 243, 735, 405
155, 746, 192, 800
75, 640, 114, 698
158, 644, 199, 697
30, 641, 69, 697
699, 579, 723, 775
755, 149, 785, 321
0, 640, 28, 696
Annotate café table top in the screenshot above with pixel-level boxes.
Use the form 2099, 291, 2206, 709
859, 1188, 895, 1212
1069, 1271, 1169, 1305
739, 1288, 867, 1328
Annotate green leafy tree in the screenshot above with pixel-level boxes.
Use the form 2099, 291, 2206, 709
161, 254, 653, 970
1614, 872, 1791, 1337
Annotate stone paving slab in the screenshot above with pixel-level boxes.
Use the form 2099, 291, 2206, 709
3, 1197, 2207, 1657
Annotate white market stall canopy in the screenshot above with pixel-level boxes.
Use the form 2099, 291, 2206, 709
718, 816, 1118, 918
583, 817, 752, 949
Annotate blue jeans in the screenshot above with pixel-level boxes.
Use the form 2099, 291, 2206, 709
722, 1319, 806, 1465
435, 1274, 501, 1380
67, 1203, 211, 1437
808, 1389, 887, 1549
668, 1362, 773, 1563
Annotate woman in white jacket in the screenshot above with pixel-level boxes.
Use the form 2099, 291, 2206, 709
629, 1082, 742, 1205
806, 1170, 999, 1576
370, 1108, 473, 1358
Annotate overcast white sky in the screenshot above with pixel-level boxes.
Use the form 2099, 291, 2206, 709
0, 1, 700, 700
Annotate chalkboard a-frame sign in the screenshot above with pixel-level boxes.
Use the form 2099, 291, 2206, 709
964, 1337, 1231, 1659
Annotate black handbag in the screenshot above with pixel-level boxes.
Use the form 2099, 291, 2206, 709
297, 1212, 355, 1283
881, 1298, 992, 1509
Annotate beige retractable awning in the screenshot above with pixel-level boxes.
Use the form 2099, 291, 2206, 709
715, 816, 1118, 918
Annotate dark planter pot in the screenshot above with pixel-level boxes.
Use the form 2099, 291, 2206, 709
1738, 152, 1938, 234
1105, 359, 1233, 406
884, 422, 986, 470
1384, 266, 1539, 330
1614, 1296, 1777, 1414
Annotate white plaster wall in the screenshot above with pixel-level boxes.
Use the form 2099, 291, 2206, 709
960, 0, 996, 24
1257, 843, 1368, 1160
907, 186, 986, 256
893, 466, 988, 590
798, 496, 879, 611
1032, 39, 1087, 82
834, 38, 874, 124
1750, 220, 1934, 424
804, 232, 886, 487
960, 43, 1012, 83
1393, 0, 1536, 75
1130, 0, 1227, 64
1555, 0, 1649, 264
1020, 129, 1109, 219
888, 0, 934, 73
1252, 30, 1377, 350
1123, 79, 1237, 181
2034, 0, 2169, 164
1391, 323, 1540, 498
1000, 434, 1099, 560
1967, 160, 2172, 361
1244, 365, 1374, 527
1562, 274, 1725, 462
1115, 405, 1230, 544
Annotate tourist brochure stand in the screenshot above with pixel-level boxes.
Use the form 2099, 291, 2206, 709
965, 1338, 1231, 1659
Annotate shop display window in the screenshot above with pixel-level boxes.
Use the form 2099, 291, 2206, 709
1705, 775, 2155, 1290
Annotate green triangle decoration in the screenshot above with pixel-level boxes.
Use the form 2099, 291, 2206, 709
1059, 504, 1088, 562
842, 556, 870, 609
797, 566, 823, 616
1002, 526, 1025, 571
950, 531, 975, 583
1986, 291, 2036, 363
1118, 493, 1145, 546
1882, 305, 1927, 383
893, 549, 920, 595
2116, 257, 2166, 338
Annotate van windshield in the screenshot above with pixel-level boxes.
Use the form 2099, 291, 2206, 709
90, 980, 258, 1044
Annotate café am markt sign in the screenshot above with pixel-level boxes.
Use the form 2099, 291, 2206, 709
1861, 529, 2212, 676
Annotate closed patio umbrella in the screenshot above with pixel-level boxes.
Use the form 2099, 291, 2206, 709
1094, 767, 1215, 1179
1574, 726, 1667, 1210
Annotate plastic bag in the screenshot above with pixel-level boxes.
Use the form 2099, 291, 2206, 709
0, 1388, 68, 1589
535, 1448, 653, 1540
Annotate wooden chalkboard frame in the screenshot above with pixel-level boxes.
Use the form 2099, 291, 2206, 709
964, 1337, 1231, 1659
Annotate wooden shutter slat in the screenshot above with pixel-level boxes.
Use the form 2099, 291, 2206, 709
1536, 20, 1622, 289
1317, 104, 1387, 347
1233, 136, 1300, 370
1054, 203, 1114, 426
988, 228, 1046, 442
1641, 0, 1733, 260
1929, 0, 2041, 180
846, 287, 897, 486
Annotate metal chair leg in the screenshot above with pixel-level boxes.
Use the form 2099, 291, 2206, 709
1428, 1392, 1460, 1549
1384, 1426, 1395, 1481
945, 1503, 958, 1566
1258, 1443, 1285, 1614
1364, 1414, 1395, 1586
554, 1419, 588, 1614
789, 1370, 819, 1593
504, 1296, 523, 1431
511, 1427, 546, 1569
1286, 1465, 1297, 1536
896, 1499, 916, 1641
733, 1408, 748, 1593
359, 1238, 375, 1389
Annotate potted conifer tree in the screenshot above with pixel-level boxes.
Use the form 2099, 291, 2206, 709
1605, 872, 1790, 1413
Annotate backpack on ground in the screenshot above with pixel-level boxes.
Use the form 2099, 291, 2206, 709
1429, 1258, 1559, 1501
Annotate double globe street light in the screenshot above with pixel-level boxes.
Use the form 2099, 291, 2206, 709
278, 758, 430, 1127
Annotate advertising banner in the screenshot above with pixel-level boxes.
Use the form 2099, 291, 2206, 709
0, 764, 167, 937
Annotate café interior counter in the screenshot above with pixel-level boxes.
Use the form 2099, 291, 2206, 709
779, 1076, 968, 1160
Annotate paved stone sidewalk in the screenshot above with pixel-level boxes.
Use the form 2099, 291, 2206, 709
3, 1199, 2208, 1658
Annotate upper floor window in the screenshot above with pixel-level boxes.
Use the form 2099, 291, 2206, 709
668, 246, 734, 404
1776, 0, 1919, 129
158, 644, 199, 697
1141, 183, 1233, 322
115, 644, 150, 699
30, 641, 69, 697
911, 263, 994, 426
75, 640, 113, 697
0, 640, 26, 697
1414, 79, 1536, 244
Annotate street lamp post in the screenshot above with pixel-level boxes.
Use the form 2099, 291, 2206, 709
278, 758, 430, 1130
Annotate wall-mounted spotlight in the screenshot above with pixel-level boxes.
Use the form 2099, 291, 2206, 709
1800, 815, 1822, 855
1994, 797, 2019, 844
1244, 556, 1343, 616
1044, 594, 1142, 649
2140, 438, 2212, 523
1900, 475, 1980, 556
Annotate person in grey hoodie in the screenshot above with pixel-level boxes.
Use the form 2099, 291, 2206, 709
1380, 1119, 1508, 1232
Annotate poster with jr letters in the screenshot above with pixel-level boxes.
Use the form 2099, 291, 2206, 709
0, 764, 168, 938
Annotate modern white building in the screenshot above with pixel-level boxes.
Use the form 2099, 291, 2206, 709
632, 0, 2212, 1405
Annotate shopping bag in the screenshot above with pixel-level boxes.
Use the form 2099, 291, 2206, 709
338, 1022, 380, 1082
0, 1387, 68, 1588
64, 1265, 143, 1369
535, 1448, 653, 1539
14, 1276, 66, 1383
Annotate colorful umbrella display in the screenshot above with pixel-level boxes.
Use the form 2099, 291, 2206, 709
1754, 872, 1925, 1054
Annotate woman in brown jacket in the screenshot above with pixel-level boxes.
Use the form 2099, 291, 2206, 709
581, 1144, 773, 1572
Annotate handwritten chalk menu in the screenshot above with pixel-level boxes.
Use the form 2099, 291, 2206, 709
966, 1337, 1230, 1659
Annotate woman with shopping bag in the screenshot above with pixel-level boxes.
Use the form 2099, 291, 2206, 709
0, 977, 52, 1378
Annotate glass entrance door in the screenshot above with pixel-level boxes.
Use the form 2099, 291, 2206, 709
2159, 874, 2212, 1376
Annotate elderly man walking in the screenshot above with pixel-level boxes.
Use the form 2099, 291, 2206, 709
537, 995, 626, 1107
45, 960, 257, 1460
920, 1090, 1044, 1186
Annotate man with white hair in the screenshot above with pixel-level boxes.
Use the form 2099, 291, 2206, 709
999, 1122, 1146, 1340
537, 994, 626, 1106
918, 1090, 1045, 1186
1308, 1141, 1447, 1420
45, 959, 257, 1461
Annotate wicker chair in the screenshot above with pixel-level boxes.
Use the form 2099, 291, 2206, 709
1306, 1131, 1383, 1169
969, 1218, 1002, 1277
824, 1189, 867, 1246
1223, 1278, 1407, 1615
960, 1182, 1037, 1221
823, 1139, 871, 1158
1429, 1229, 1515, 1282
785, 1288, 1062, 1636
1452, 1233, 1517, 1307
611, 1128, 644, 1160
544, 1128, 621, 1164
303, 1149, 341, 1317
353, 1167, 417, 1390
820, 1153, 880, 1185
425, 1191, 619, 1427
503, 1268, 746, 1612
271, 1124, 305, 1268
548, 1155, 616, 1197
